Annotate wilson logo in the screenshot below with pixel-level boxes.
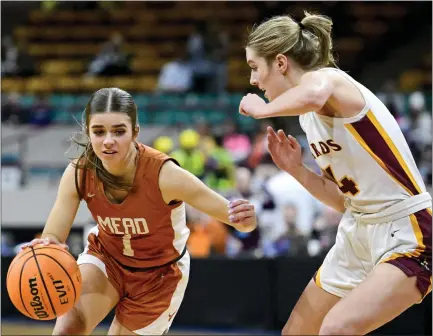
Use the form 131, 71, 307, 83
29, 277, 48, 319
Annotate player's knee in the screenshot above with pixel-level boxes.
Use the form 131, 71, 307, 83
52, 309, 87, 335
319, 318, 357, 335
281, 319, 305, 335
281, 324, 294, 335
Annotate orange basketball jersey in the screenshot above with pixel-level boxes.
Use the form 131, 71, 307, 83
81, 143, 189, 269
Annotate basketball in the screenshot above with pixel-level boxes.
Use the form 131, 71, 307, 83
6, 244, 82, 320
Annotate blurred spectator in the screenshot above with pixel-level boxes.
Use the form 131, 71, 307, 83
307, 206, 342, 257
186, 205, 228, 258
197, 120, 217, 156
86, 33, 131, 77
386, 102, 410, 136
271, 203, 309, 257
1, 36, 19, 77
233, 167, 287, 258
186, 205, 211, 258
207, 21, 230, 93
204, 134, 236, 193
187, 22, 215, 93
28, 95, 54, 127
247, 121, 273, 169
418, 144, 432, 187
170, 129, 206, 179
225, 224, 261, 258
407, 91, 432, 147
266, 170, 321, 237
222, 119, 252, 164
157, 48, 193, 93
1, 35, 36, 78
153, 136, 174, 154
376, 79, 405, 116
187, 21, 207, 60
1, 93, 29, 124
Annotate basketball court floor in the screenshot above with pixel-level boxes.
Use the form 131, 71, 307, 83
1, 318, 278, 335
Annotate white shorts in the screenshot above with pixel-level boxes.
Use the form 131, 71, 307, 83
314, 208, 432, 300
77, 235, 190, 335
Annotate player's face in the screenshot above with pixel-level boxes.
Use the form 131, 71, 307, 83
246, 47, 290, 102
88, 112, 136, 164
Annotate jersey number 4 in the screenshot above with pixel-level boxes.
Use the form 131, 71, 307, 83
324, 165, 360, 196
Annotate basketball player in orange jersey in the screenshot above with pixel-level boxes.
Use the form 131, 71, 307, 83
238, 12, 432, 336
22, 88, 257, 335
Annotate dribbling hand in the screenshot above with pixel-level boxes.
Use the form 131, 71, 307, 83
228, 199, 257, 232
239, 93, 267, 118
20, 236, 69, 251
267, 126, 303, 175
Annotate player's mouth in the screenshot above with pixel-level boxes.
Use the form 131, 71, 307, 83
102, 150, 117, 155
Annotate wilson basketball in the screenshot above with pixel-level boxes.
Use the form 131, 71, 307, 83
6, 244, 82, 320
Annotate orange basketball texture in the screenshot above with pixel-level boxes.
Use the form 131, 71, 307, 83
6, 244, 82, 320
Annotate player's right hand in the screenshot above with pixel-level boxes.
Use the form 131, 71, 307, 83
267, 126, 303, 175
20, 236, 69, 251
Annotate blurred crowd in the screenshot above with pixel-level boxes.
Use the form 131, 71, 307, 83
2, 19, 229, 94
2, 87, 431, 260
145, 88, 432, 260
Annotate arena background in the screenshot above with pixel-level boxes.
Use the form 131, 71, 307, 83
1, 1, 432, 335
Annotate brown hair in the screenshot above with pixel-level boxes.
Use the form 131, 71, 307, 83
246, 11, 336, 70
70, 88, 139, 198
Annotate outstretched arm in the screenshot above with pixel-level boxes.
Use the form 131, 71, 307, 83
159, 160, 257, 232
21, 163, 81, 249
267, 127, 346, 213
239, 71, 333, 118
42, 163, 81, 242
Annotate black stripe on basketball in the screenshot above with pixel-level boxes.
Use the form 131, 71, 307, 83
18, 255, 36, 318
30, 247, 57, 317
19, 246, 74, 260
35, 253, 78, 302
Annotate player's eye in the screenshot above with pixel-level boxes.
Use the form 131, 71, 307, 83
114, 130, 126, 136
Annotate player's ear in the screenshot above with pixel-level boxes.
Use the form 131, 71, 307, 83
133, 126, 140, 141
275, 53, 289, 74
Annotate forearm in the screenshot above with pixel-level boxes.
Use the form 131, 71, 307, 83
259, 87, 317, 118
41, 232, 64, 242
41, 223, 71, 244
41, 200, 78, 243
291, 164, 346, 213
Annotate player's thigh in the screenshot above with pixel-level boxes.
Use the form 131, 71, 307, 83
115, 252, 190, 335
53, 263, 119, 335
320, 262, 423, 335
282, 279, 340, 335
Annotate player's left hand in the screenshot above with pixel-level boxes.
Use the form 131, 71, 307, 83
239, 93, 267, 119
228, 199, 257, 232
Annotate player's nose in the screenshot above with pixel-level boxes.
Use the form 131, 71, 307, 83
103, 134, 115, 146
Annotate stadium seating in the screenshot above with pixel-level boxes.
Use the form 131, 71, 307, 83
3, 2, 430, 93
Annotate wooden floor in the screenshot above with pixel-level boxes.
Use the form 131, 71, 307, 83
2, 322, 107, 335
1, 320, 271, 335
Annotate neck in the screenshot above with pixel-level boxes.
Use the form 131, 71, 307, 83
103, 144, 138, 180
287, 66, 306, 86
